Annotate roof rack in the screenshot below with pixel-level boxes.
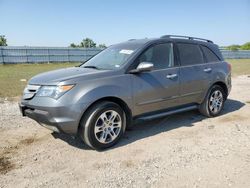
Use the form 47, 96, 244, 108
161, 35, 213, 43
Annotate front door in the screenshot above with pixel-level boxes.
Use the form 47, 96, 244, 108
132, 43, 180, 116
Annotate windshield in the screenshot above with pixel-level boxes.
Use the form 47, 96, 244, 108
81, 43, 141, 70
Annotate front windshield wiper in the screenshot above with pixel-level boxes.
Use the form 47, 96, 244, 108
82, 65, 99, 69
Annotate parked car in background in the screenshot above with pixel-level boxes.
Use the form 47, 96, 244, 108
19, 35, 231, 150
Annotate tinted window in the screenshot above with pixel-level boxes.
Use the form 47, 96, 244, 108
177, 43, 204, 66
138, 43, 174, 69
201, 45, 220, 63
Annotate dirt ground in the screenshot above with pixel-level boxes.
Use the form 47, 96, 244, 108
0, 76, 250, 188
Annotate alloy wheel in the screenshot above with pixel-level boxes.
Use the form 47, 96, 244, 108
209, 90, 223, 114
94, 110, 122, 144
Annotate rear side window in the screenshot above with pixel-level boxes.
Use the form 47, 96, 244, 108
138, 43, 174, 70
201, 45, 220, 63
177, 43, 204, 66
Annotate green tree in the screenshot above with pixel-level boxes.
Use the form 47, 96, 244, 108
227, 45, 240, 51
240, 42, 250, 50
80, 38, 96, 48
98, 44, 107, 48
0, 35, 7, 46
70, 43, 78, 48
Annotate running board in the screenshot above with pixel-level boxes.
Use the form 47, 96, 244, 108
135, 105, 198, 122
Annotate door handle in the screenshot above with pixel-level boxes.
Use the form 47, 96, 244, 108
166, 74, 178, 79
204, 68, 212, 73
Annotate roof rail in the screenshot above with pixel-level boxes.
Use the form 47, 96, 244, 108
161, 35, 213, 43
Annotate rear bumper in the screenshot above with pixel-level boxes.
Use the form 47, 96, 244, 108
227, 73, 232, 96
19, 100, 89, 134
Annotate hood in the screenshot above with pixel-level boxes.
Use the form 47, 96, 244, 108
29, 67, 110, 85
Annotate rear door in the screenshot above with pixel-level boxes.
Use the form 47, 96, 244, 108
177, 43, 211, 105
200, 44, 222, 77
132, 42, 180, 116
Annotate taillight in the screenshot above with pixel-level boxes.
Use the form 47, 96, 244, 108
227, 62, 231, 72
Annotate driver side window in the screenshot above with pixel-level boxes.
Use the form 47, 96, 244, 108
138, 43, 174, 70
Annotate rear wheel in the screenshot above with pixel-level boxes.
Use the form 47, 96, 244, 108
79, 101, 126, 150
199, 85, 226, 117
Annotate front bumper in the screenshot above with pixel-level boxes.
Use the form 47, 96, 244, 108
19, 98, 89, 135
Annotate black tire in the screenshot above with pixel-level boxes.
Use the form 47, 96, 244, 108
79, 101, 126, 150
199, 85, 226, 117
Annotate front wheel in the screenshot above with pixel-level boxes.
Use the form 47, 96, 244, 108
199, 85, 226, 117
79, 101, 126, 150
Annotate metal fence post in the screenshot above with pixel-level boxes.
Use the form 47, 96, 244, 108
47, 48, 50, 63
0, 47, 3, 64
67, 48, 70, 62
25, 47, 28, 63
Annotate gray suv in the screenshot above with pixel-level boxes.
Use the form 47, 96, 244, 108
19, 35, 231, 150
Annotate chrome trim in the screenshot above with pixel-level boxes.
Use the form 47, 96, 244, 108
23, 84, 41, 100
180, 91, 203, 97
137, 95, 179, 106
204, 68, 212, 72
166, 74, 178, 79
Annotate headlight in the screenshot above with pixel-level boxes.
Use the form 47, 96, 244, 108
36, 85, 74, 99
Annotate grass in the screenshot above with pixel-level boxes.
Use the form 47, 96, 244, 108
0, 59, 250, 98
0, 62, 80, 98
226, 59, 250, 76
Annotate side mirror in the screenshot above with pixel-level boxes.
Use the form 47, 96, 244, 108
129, 62, 154, 73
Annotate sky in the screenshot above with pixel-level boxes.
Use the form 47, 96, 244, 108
0, 0, 249, 47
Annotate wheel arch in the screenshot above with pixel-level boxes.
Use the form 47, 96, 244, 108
212, 81, 228, 97
78, 96, 133, 133
200, 81, 229, 104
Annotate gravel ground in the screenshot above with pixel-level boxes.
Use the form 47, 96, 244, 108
0, 76, 250, 188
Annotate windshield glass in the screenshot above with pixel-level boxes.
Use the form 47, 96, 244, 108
81, 43, 141, 70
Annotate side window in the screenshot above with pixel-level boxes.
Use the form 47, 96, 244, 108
201, 45, 220, 63
177, 43, 204, 66
138, 43, 174, 70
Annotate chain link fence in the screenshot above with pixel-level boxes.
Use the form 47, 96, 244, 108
0, 46, 102, 64
220, 50, 250, 59
0, 46, 250, 64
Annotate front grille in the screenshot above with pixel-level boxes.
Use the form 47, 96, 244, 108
23, 85, 41, 100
